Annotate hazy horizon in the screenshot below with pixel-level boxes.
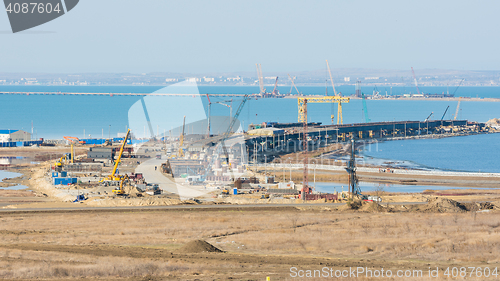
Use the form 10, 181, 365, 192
1, 1, 500, 73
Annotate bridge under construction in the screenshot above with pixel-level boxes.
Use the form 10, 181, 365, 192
244, 119, 478, 162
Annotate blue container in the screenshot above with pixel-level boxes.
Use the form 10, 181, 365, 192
53, 177, 76, 185
233, 188, 238, 195
60, 171, 67, 177
16, 141, 23, 147
52, 172, 59, 178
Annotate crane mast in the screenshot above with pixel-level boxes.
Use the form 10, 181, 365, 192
326, 60, 345, 124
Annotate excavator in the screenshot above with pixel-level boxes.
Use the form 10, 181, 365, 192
100, 129, 131, 183
54, 136, 81, 171
54, 153, 71, 172
112, 175, 129, 195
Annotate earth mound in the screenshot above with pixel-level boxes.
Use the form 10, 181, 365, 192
179, 240, 223, 253
486, 118, 500, 125
415, 197, 467, 213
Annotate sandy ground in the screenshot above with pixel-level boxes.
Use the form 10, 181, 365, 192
135, 158, 214, 200
0, 203, 499, 280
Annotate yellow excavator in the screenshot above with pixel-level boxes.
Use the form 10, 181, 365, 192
101, 129, 131, 183
112, 175, 129, 195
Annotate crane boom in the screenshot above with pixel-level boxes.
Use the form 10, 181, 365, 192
452, 78, 465, 96
272, 77, 279, 94
411, 67, 422, 95
110, 128, 131, 180
424, 112, 433, 122
441, 105, 450, 120
206, 95, 250, 181
326, 60, 337, 96
256, 64, 265, 94
326, 60, 346, 124
288, 74, 301, 95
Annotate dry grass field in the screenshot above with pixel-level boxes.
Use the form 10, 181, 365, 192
1, 204, 499, 280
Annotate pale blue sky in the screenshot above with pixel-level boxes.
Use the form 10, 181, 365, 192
0, 0, 499, 73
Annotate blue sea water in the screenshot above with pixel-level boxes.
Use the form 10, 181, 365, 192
0, 85, 499, 173
314, 181, 499, 194
363, 133, 500, 173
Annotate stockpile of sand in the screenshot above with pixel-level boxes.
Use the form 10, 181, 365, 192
29, 162, 75, 202
414, 197, 467, 213
486, 118, 500, 126
337, 200, 390, 212
178, 240, 223, 253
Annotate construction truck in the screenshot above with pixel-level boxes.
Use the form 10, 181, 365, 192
101, 129, 131, 184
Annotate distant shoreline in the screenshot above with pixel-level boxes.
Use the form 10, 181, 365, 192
283, 94, 500, 102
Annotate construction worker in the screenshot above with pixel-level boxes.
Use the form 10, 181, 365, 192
155, 166, 157, 171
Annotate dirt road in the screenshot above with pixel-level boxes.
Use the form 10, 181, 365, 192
135, 158, 213, 200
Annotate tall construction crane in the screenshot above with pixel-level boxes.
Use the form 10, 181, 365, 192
326, 60, 346, 124
424, 112, 433, 122
255, 64, 266, 94
361, 93, 371, 123
452, 78, 465, 96
301, 99, 310, 201
411, 67, 422, 95
297, 96, 350, 123
272, 77, 279, 95
345, 138, 362, 199
454, 97, 462, 120
441, 106, 450, 120
288, 74, 301, 95
102, 128, 131, 182
204, 95, 250, 181
178, 116, 186, 158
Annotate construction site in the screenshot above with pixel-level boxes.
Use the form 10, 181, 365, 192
1, 65, 500, 281
0, 63, 498, 208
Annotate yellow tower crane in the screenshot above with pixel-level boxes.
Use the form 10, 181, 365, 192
298, 96, 350, 123
326, 60, 348, 124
